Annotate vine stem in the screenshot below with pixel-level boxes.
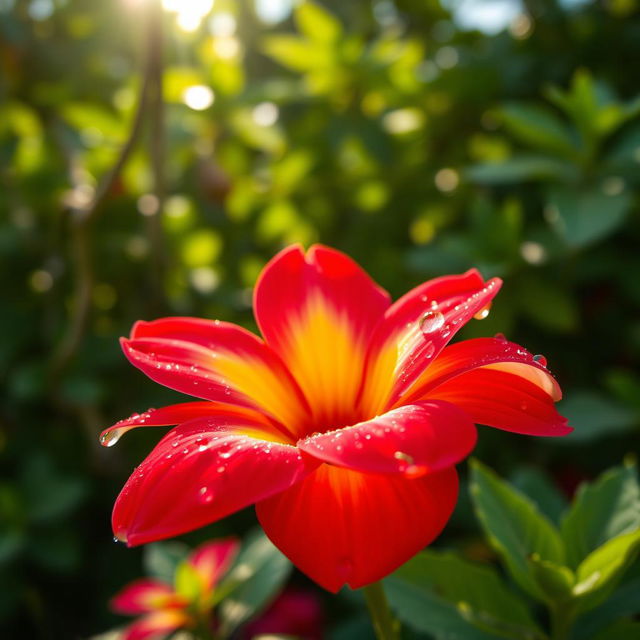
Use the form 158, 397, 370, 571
550, 603, 575, 640
50, 0, 159, 378
363, 582, 400, 640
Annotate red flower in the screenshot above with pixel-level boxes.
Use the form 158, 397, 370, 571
110, 538, 238, 640
102, 245, 570, 592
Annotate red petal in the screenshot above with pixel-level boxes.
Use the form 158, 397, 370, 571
111, 579, 182, 615
120, 610, 189, 640
410, 338, 570, 436
188, 538, 239, 592
121, 318, 311, 437
429, 368, 571, 436
359, 270, 502, 416
256, 465, 458, 592
254, 245, 390, 429
298, 401, 476, 478
100, 401, 268, 447
407, 337, 562, 400
112, 417, 316, 546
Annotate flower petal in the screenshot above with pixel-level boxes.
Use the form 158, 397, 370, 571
409, 338, 570, 436
112, 417, 317, 546
122, 318, 311, 437
119, 610, 190, 640
254, 244, 390, 429
359, 270, 502, 416
100, 401, 269, 447
188, 538, 239, 592
256, 465, 458, 592
297, 401, 476, 478
111, 579, 183, 615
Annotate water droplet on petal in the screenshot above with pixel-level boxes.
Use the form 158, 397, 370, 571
404, 464, 427, 479
394, 451, 415, 465
424, 342, 435, 359
494, 332, 507, 341
533, 354, 547, 367
199, 486, 214, 503
113, 530, 128, 543
419, 311, 445, 335
520, 401, 528, 411
100, 428, 125, 447
473, 303, 492, 320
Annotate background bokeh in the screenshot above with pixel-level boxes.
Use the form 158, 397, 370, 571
1, 0, 639, 637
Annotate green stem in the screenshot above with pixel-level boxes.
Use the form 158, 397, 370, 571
363, 582, 400, 640
549, 603, 575, 640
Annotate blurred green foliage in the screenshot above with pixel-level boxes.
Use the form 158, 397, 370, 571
1, 0, 639, 637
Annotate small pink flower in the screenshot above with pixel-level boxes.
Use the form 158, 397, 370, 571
111, 538, 238, 640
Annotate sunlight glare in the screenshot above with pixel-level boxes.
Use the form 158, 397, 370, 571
183, 85, 215, 110
163, 0, 214, 32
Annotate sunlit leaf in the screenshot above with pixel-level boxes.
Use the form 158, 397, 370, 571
386, 550, 543, 640
469, 460, 565, 601
561, 462, 640, 568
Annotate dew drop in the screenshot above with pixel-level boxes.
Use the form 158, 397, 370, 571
419, 311, 445, 335
494, 332, 507, 341
403, 464, 427, 479
424, 342, 435, 359
100, 428, 125, 447
533, 354, 547, 367
473, 303, 492, 320
216, 466, 226, 474
394, 451, 415, 465
199, 486, 214, 503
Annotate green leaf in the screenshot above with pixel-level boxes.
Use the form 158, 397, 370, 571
217, 529, 292, 635
262, 35, 332, 72
466, 155, 576, 184
143, 541, 189, 584
295, 2, 342, 43
526, 554, 574, 603
500, 103, 578, 159
511, 467, 568, 525
469, 459, 565, 600
556, 391, 637, 444
174, 560, 203, 601
546, 183, 633, 248
561, 462, 640, 569
516, 275, 578, 333
573, 530, 640, 605
592, 620, 640, 640
573, 577, 640, 638
385, 572, 500, 640
385, 550, 543, 640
